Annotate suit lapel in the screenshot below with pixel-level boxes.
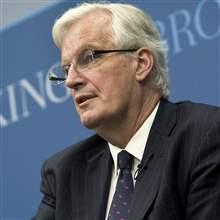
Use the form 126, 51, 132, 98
129, 99, 177, 220
71, 136, 112, 220
85, 143, 113, 219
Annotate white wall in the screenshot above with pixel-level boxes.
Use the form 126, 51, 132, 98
1, 0, 60, 29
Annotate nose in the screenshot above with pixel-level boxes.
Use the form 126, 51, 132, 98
65, 64, 86, 90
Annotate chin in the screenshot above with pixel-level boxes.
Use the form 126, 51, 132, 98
80, 112, 101, 130
78, 107, 114, 130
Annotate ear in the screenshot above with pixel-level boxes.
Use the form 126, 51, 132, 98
135, 47, 154, 82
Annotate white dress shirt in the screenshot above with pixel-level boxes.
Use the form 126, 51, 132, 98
105, 102, 159, 219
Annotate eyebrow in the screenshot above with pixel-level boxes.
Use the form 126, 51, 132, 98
61, 60, 69, 67
61, 43, 100, 65
60, 35, 115, 66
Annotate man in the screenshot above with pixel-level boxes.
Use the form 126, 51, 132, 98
32, 2, 220, 220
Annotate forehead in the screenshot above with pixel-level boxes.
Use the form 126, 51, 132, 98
61, 10, 114, 61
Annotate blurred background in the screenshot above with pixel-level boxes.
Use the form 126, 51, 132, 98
1, 0, 220, 219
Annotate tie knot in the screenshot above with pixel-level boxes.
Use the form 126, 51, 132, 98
118, 151, 133, 169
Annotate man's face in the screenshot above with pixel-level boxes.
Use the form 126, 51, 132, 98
61, 11, 138, 131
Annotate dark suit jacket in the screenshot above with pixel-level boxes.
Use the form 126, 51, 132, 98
32, 99, 220, 220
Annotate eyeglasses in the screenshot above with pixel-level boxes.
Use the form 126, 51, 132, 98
48, 48, 138, 85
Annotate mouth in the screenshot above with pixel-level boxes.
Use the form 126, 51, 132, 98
75, 94, 96, 105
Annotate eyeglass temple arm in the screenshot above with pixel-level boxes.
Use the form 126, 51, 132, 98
48, 74, 66, 82
94, 49, 138, 54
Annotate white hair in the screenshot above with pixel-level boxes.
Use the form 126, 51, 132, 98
52, 2, 170, 97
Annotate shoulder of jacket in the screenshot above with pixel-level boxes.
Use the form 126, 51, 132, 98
43, 134, 105, 170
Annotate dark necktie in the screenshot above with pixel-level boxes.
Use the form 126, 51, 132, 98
108, 150, 134, 220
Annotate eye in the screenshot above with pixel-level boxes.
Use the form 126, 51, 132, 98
77, 50, 94, 67
62, 64, 71, 77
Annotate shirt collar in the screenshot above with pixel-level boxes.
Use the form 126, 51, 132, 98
108, 102, 160, 176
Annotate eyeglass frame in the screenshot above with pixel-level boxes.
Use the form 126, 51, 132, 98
48, 48, 138, 85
